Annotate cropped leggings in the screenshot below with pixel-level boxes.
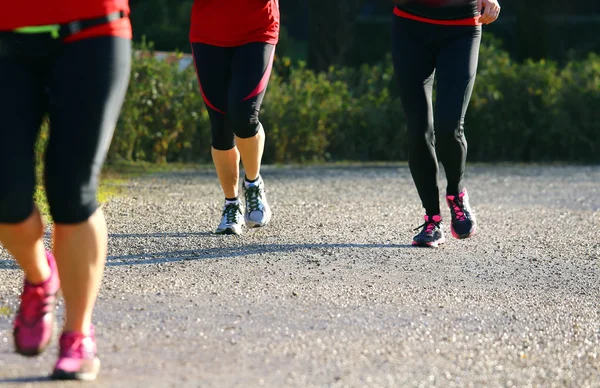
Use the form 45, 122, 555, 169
191, 42, 275, 150
0, 33, 131, 224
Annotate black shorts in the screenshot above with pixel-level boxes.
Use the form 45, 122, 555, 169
0, 33, 131, 224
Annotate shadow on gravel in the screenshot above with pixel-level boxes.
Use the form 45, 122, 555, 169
108, 232, 213, 238
0, 376, 52, 384
106, 242, 413, 266
0, 259, 18, 270
150, 164, 410, 180
2, 239, 413, 270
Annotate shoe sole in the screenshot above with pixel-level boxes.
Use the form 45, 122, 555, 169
451, 224, 477, 240
245, 209, 272, 228
412, 236, 445, 248
214, 227, 242, 235
15, 344, 47, 357
52, 358, 101, 381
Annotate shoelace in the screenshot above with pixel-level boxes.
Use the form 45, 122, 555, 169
18, 285, 48, 325
413, 221, 438, 234
59, 334, 87, 358
222, 203, 241, 224
245, 185, 262, 211
449, 197, 467, 222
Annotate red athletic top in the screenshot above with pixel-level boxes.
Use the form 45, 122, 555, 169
190, 0, 280, 47
0, 1, 132, 42
394, 0, 481, 26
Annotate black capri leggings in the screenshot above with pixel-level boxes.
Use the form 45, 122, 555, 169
0, 33, 131, 224
392, 16, 481, 216
191, 42, 275, 151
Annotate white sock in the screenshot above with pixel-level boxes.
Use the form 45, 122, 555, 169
244, 175, 262, 188
225, 198, 240, 206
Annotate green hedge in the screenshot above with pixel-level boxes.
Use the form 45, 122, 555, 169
111, 46, 210, 163
468, 38, 600, 162
38, 36, 600, 165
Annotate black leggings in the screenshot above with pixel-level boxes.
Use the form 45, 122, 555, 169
392, 16, 481, 216
191, 42, 275, 151
0, 34, 131, 224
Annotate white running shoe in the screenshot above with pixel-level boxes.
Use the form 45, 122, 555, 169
243, 176, 272, 228
215, 201, 244, 235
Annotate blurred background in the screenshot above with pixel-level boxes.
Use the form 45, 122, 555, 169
63, 0, 597, 165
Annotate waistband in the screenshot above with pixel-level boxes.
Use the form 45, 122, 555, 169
13, 10, 127, 39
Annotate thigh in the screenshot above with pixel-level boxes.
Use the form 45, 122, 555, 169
229, 42, 275, 110
192, 43, 236, 148
44, 36, 131, 192
0, 46, 46, 221
191, 43, 232, 115
434, 25, 481, 128
392, 17, 437, 132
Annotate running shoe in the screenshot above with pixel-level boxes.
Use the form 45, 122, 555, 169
412, 214, 445, 248
243, 176, 272, 228
51, 327, 100, 381
446, 189, 477, 239
215, 201, 244, 235
13, 250, 60, 357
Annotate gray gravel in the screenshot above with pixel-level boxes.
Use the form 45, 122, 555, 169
1, 164, 599, 388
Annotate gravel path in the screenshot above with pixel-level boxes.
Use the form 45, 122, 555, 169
1, 164, 599, 388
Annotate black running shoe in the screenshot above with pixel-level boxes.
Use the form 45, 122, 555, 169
446, 189, 477, 239
412, 214, 445, 248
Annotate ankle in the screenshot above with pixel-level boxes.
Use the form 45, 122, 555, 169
425, 213, 441, 222
23, 248, 52, 285
244, 175, 260, 183
62, 323, 93, 337
25, 268, 52, 286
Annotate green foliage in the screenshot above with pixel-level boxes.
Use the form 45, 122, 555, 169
550, 54, 600, 161
261, 63, 347, 162
324, 57, 406, 161
34, 119, 50, 216
467, 37, 600, 162
111, 40, 211, 163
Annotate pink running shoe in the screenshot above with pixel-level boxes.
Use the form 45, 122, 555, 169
13, 250, 60, 356
446, 189, 477, 239
51, 327, 101, 381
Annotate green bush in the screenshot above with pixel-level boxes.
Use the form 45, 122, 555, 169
261, 63, 348, 162
467, 37, 600, 162
467, 37, 564, 161
34, 36, 600, 165
323, 58, 407, 161
549, 55, 600, 161
111, 41, 211, 163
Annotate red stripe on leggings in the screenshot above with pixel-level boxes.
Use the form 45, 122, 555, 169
243, 47, 275, 101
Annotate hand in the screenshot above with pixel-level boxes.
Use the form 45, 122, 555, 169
478, 0, 501, 24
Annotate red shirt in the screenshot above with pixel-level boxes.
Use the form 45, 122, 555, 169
190, 0, 279, 47
0, 1, 132, 42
